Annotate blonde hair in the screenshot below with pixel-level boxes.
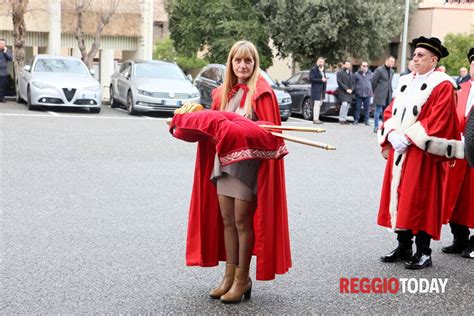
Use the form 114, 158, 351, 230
219, 40, 260, 117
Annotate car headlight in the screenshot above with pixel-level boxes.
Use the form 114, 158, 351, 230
32, 81, 55, 89
137, 89, 153, 96
281, 97, 291, 104
84, 85, 101, 91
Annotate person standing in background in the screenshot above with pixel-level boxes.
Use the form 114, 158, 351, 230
0, 39, 13, 103
353, 62, 373, 125
456, 66, 471, 85
372, 56, 396, 133
336, 61, 354, 124
401, 60, 415, 76
309, 57, 327, 124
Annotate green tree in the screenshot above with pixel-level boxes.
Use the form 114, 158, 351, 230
259, 0, 411, 67
153, 37, 207, 71
152, 37, 176, 62
166, 0, 273, 69
441, 32, 474, 76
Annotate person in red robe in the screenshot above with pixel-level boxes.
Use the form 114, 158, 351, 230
442, 48, 474, 259
184, 41, 291, 304
376, 36, 463, 269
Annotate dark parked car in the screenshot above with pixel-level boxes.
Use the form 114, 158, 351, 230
281, 70, 378, 121
280, 70, 339, 120
194, 64, 292, 121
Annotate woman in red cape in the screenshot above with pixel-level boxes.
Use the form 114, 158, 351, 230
185, 41, 291, 304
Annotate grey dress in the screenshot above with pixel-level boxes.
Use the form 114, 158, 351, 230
211, 88, 260, 201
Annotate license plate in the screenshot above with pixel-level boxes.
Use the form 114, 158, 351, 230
164, 99, 180, 106
82, 93, 96, 99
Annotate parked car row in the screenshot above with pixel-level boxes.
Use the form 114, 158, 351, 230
15, 55, 400, 123
280, 71, 402, 121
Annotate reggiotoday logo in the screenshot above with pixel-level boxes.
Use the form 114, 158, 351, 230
340, 278, 448, 294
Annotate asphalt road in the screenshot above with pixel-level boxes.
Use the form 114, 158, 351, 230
1, 100, 472, 313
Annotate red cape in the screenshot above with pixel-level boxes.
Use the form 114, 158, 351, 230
442, 80, 474, 228
185, 76, 292, 280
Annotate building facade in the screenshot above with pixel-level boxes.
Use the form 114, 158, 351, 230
0, 0, 168, 99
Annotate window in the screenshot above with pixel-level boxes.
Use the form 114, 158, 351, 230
134, 62, 186, 80
33, 58, 89, 75
120, 63, 131, 77
297, 73, 310, 84
201, 67, 222, 82
287, 73, 302, 85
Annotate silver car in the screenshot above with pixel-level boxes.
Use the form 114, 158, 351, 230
109, 59, 200, 115
17, 55, 102, 112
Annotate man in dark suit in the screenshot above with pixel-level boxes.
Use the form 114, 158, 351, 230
372, 56, 395, 133
309, 57, 327, 124
336, 61, 354, 124
0, 39, 13, 103
456, 66, 471, 85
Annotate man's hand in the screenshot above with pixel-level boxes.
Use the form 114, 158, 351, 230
387, 132, 410, 154
346, 89, 352, 94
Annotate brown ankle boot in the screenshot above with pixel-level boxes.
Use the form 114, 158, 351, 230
220, 266, 252, 304
209, 263, 237, 299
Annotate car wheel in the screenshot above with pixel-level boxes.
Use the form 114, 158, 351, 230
281, 115, 289, 122
90, 107, 101, 114
109, 86, 118, 108
302, 98, 313, 121
16, 92, 24, 104
127, 91, 137, 115
27, 86, 38, 110
16, 84, 24, 104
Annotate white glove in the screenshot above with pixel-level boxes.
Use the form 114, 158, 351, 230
387, 132, 410, 154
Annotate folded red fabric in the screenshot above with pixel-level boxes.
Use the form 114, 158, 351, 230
169, 110, 288, 165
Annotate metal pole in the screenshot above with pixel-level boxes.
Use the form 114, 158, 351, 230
400, 0, 410, 73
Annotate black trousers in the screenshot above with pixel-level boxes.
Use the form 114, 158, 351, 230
397, 230, 432, 255
449, 222, 470, 242
0, 75, 7, 99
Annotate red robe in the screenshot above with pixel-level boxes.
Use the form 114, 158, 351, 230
185, 75, 292, 280
442, 80, 474, 228
377, 71, 461, 240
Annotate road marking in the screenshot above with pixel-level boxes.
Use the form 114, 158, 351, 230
47, 111, 61, 116
288, 116, 311, 123
0, 113, 169, 121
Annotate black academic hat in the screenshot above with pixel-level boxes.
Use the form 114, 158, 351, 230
468, 48, 474, 63
412, 36, 449, 60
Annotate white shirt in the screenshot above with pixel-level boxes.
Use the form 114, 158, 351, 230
406, 68, 436, 96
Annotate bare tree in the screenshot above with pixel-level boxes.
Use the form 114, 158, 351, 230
8, 0, 29, 72
74, 0, 119, 69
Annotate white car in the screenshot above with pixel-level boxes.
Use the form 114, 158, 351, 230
17, 55, 102, 113
109, 59, 200, 115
